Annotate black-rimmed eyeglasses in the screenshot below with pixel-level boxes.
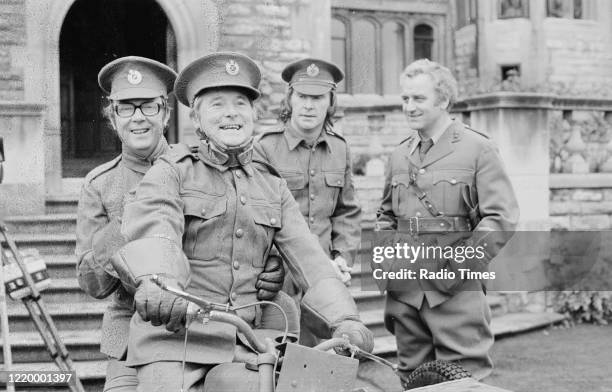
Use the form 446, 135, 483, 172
114, 102, 165, 118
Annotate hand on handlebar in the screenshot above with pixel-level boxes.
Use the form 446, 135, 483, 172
332, 320, 374, 356
135, 274, 189, 332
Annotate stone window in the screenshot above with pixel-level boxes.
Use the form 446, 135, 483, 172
331, 18, 348, 93
498, 0, 529, 19
332, 9, 436, 95
547, 0, 584, 19
414, 24, 433, 60
456, 0, 477, 28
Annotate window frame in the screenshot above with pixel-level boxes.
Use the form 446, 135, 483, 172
332, 8, 437, 96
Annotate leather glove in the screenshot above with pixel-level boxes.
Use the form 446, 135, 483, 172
332, 256, 352, 286
256, 254, 285, 300
332, 320, 374, 355
134, 275, 189, 333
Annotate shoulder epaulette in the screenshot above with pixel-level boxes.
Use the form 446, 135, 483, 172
252, 158, 281, 178
325, 126, 346, 142
163, 143, 198, 163
399, 134, 416, 146
84, 155, 121, 183
256, 127, 285, 140
464, 124, 490, 139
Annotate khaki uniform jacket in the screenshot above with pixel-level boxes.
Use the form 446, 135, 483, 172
75, 140, 169, 359
376, 121, 519, 308
253, 125, 361, 264
118, 141, 360, 366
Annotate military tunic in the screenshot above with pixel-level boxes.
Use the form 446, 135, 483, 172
118, 141, 360, 367
76, 139, 170, 359
253, 125, 361, 264
376, 121, 519, 379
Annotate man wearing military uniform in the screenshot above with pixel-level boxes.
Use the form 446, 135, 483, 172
254, 58, 360, 345
111, 52, 374, 392
75, 56, 178, 391
376, 59, 519, 384
76, 56, 285, 392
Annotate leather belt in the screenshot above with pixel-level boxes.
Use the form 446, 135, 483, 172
397, 216, 471, 235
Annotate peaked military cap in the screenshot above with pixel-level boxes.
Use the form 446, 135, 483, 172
98, 56, 177, 100
174, 52, 261, 106
281, 58, 344, 95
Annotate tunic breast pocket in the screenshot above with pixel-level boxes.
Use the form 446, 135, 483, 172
281, 171, 306, 191
251, 202, 282, 267
432, 170, 473, 216
183, 193, 227, 260
323, 171, 345, 215
390, 173, 412, 216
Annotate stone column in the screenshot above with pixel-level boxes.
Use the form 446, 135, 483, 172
460, 92, 554, 292
462, 92, 553, 230
0, 102, 46, 216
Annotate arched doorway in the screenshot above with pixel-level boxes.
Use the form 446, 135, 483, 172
59, 0, 177, 177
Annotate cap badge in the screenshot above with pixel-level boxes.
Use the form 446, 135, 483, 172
226, 60, 240, 76
306, 63, 319, 77
127, 69, 143, 85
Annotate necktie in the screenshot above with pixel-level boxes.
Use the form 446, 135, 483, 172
419, 138, 434, 162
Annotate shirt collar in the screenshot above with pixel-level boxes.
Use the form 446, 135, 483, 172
121, 137, 169, 174
283, 123, 333, 153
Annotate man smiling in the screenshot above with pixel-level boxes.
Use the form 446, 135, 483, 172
376, 59, 519, 385
111, 52, 373, 391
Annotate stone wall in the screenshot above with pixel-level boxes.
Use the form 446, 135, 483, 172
218, 0, 310, 122
550, 174, 612, 230
0, 0, 25, 100
542, 17, 612, 94
453, 24, 477, 93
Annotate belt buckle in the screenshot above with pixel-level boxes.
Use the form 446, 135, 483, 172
409, 216, 419, 235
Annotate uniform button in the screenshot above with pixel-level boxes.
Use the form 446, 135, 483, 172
440, 223, 445, 227
419, 168, 426, 174
392, 181, 398, 187
201, 208, 206, 215
230, 292, 237, 301
235, 171, 241, 178
310, 169, 315, 176
310, 193, 315, 200
270, 218, 277, 225
336, 180, 342, 185
235, 228, 244, 238
233, 261, 240, 270
450, 179, 457, 184
309, 217, 315, 223
240, 195, 247, 204
415, 212, 422, 217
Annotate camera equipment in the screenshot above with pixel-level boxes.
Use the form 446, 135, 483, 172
0, 135, 85, 391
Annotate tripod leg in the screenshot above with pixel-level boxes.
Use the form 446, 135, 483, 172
1, 250, 16, 392
1, 223, 86, 392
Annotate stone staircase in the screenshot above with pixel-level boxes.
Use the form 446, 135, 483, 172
1, 196, 566, 391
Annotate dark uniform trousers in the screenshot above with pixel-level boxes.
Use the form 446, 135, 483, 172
114, 141, 361, 391
376, 121, 519, 380
254, 125, 362, 346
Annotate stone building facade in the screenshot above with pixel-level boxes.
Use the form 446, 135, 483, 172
2, 0, 612, 235
0, 0, 450, 216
